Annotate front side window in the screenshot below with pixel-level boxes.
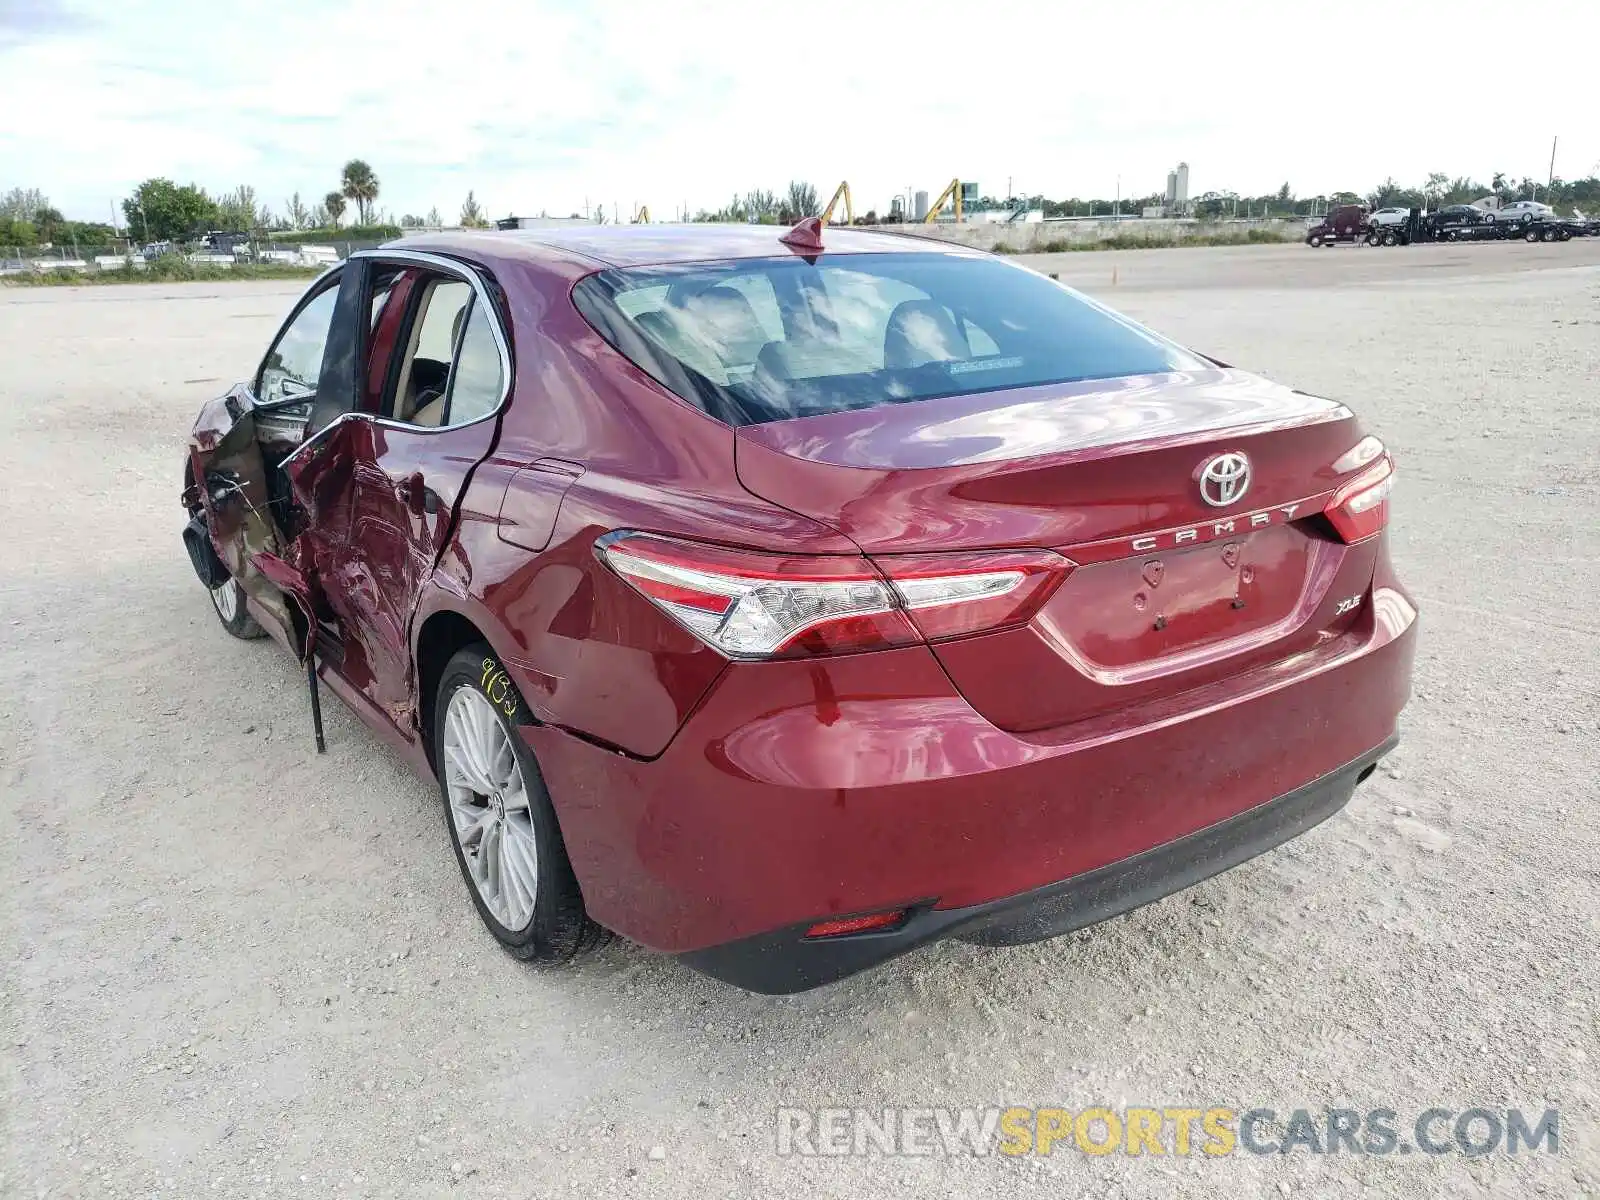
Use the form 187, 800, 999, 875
572, 252, 1202, 425
392, 279, 471, 426
258, 282, 338, 402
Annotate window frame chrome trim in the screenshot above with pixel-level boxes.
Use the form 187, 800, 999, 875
279, 248, 514, 470
253, 262, 346, 403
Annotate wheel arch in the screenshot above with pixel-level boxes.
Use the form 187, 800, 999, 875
415, 606, 508, 770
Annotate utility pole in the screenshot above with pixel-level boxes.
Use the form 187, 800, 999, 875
1548, 135, 1558, 189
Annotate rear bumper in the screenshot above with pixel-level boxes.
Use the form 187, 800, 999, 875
525, 576, 1417, 985
680, 736, 1393, 993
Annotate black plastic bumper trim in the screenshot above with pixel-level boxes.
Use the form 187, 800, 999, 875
677, 734, 1398, 994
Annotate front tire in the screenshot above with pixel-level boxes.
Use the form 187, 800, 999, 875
209, 577, 265, 639
434, 645, 606, 963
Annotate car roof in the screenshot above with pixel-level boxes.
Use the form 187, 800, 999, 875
388, 223, 980, 271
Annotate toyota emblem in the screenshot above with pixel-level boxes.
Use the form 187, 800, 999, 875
1198, 452, 1251, 507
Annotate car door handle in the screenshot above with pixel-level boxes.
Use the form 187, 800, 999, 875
397, 472, 439, 516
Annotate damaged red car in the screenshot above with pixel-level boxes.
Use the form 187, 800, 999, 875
182, 223, 1416, 993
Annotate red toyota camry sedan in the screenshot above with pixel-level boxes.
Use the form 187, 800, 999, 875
182, 221, 1416, 992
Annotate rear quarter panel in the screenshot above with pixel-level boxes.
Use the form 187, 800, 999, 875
428, 258, 856, 759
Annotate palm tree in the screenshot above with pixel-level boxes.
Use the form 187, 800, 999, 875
340, 160, 379, 225
324, 191, 346, 228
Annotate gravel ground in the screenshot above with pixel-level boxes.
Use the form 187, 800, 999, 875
3, 242, 1598, 1199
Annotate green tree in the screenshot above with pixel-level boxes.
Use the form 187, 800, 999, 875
214, 185, 260, 233
0, 217, 37, 245
743, 188, 778, 222
33, 206, 65, 242
284, 192, 309, 230
340, 159, 380, 224
122, 178, 217, 241
459, 190, 487, 227
324, 191, 347, 227
0, 187, 49, 221
426, 205, 442, 227
783, 180, 819, 220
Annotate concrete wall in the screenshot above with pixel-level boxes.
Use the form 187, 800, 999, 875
873, 216, 1309, 251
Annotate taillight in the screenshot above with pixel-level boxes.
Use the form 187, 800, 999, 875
598, 533, 1072, 659
875, 549, 1071, 641
1332, 434, 1385, 474
599, 533, 919, 658
1324, 455, 1394, 543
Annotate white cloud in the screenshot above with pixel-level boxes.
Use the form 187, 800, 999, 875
3, 0, 1596, 222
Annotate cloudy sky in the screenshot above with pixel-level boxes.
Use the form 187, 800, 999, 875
3, 0, 1597, 225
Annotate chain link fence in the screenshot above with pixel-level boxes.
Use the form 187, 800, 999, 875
1, 237, 391, 277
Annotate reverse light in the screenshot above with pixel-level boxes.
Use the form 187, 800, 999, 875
1324, 455, 1394, 543
598, 534, 1073, 659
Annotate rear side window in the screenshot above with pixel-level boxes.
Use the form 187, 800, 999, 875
446, 303, 504, 424
571, 252, 1202, 425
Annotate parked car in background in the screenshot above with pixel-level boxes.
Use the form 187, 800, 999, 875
1485, 200, 1553, 225
182, 222, 1417, 993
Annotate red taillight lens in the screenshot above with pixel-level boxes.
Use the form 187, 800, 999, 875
804, 909, 908, 938
599, 534, 1073, 659
598, 533, 920, 658
875, 548, 1073, 641
1324, 455, 1394, 543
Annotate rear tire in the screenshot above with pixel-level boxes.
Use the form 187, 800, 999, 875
1526, 228, 1541, 242
433, 644, 607, 964
1382, 230, 1398, 246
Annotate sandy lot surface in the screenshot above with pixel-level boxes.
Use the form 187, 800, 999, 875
3, 241, 1598, 1199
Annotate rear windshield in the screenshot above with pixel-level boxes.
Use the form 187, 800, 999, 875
571, 252, 1203, 426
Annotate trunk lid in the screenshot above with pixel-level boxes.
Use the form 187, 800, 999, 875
735, 368, 1378, 733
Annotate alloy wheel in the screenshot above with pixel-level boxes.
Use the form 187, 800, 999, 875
210, 579, 238, 622
442, 687, 539, 931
